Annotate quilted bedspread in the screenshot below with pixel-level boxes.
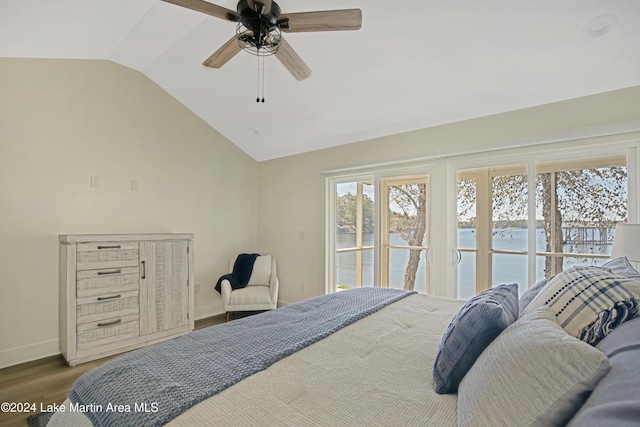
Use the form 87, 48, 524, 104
68, 287, 415, 427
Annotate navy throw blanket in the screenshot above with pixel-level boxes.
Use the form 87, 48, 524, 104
215, 253, 260, 294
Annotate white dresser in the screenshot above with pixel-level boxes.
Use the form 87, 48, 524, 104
59, 234, 195, 366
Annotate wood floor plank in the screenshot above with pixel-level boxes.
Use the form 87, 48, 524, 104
0, 315, 226, 427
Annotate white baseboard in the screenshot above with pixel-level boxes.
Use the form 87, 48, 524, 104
1, 302, 289, 368
0, 339, 60, 369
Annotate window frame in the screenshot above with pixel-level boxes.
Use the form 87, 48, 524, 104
450, 144, 637, 297
322, 133, 639, 299
323, 162, 435, 294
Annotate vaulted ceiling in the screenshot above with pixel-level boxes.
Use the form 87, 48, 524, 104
2, 0, 640, 161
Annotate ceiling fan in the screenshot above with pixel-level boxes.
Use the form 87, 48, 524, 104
162, 0, 362, 81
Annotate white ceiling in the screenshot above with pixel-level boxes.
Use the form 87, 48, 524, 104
2, 0, 640, 161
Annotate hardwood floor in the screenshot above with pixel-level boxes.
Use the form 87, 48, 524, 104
0, 315, 226, 427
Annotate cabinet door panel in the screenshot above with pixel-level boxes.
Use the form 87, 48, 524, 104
140, 241, 189, 335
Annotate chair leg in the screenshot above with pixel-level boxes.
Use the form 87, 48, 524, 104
225, 312, 230, 322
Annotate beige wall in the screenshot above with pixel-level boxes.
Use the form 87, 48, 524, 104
258, 86, 640, 304
1, 57, 639, 368
0, 59, 258, 367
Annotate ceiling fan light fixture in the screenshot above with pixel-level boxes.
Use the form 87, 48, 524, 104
236, 22, 281, 56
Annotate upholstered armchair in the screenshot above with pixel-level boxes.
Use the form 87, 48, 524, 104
220, 254, 279, 322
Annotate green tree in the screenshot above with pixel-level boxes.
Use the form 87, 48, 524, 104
336, 192, 374, 233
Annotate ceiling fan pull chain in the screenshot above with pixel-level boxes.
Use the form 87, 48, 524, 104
256, 51, 266, 103
256, 53, 261, 102
262, 55, 266, 103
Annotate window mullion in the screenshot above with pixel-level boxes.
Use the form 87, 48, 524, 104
528, 161, 537, 289
476, 169, 492, 293
550, 172, 559, 276
356, 181, 363, 287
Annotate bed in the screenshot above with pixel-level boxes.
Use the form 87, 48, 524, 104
48, 258, 640, 427
49, 288, 460, 426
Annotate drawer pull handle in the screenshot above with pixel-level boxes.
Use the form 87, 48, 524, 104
97, 269, 122, 276
97, 319, 122, 327
141, 261, 146, 279
97, 245, 121, 250
97, 294, 121, 301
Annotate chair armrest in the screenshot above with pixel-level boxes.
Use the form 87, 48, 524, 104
269, 259, 279, 306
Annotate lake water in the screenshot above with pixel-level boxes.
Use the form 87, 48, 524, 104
337, 229, 612, 299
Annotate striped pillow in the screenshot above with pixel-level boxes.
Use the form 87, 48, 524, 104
522, 266, 640, 345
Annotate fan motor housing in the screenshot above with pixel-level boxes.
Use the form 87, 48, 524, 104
237, 0, 281, 30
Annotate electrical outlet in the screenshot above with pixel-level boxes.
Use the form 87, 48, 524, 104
195, 283, 201, 293
131, 180, 139, 192
299, 282, 304, 291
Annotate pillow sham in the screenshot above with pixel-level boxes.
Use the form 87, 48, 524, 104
518, 277, 548, 315
247, 255, 272, 286
602, 256, 640, 281
432, 283, 518, 394
522, 266, 640, 345
567, 316, 640, 426
458, 307, 611, 427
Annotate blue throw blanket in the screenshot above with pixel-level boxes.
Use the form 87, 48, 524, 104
68, 287, 415, 427
214, 253, 259, 294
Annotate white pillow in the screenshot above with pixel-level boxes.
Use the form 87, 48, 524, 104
247, 255, 272, 286
522, 266, 640, 345
458, 307, 610, 427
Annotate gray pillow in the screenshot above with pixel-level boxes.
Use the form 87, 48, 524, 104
458, 307, 611, 427
432, 283, 518, 394
602, 256, 640, 280
518, 277, 548, 315
567, 316, 640, 427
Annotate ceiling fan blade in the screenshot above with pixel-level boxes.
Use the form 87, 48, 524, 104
161, 0, 240, 22
203, 36, 243, 68
279, 9, 362, 32
275, 37, 312, 81
247, 0, 272, 15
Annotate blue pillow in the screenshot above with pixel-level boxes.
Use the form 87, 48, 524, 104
602, 256, 640, 281
433, 283, 519, 394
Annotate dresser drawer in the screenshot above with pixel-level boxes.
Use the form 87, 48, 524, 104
77, 266, 139, 298
76, 314, 140, 352
76, 290, 139, 324
76, 242, 139, 270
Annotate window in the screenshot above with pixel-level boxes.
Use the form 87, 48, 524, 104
457, 155, 628, 297
335, 181, 375, 289
380, 176, 430, 293
457, 165, 529, 296
328, 171, 431, 294
535, 157, 627, 278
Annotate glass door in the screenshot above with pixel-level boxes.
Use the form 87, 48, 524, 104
380, 175, 430, 293
335, 180, 375, 290
456, 165, 529, 296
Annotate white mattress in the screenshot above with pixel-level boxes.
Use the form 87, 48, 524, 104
49, 293, 462, 427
